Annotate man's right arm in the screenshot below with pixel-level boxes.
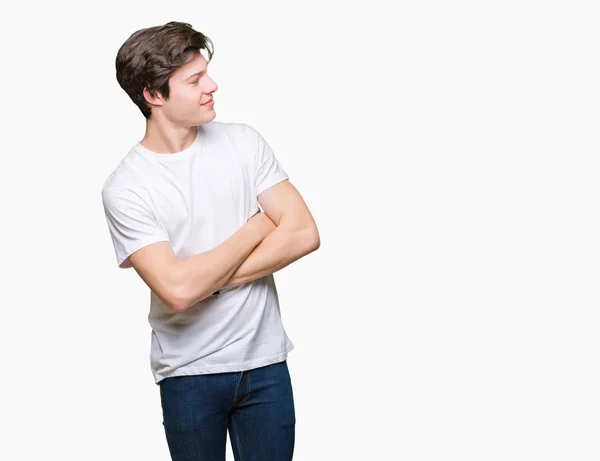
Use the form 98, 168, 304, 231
129, 213, 275, 312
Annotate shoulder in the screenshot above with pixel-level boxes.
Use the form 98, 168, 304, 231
200, 121, 265, 166
201, 120, 260, 142
101, 184, 144, 209
101, 159, 151, 210
101, 146, 155, 193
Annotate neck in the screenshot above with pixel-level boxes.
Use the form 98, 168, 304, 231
140, 118, 198, 154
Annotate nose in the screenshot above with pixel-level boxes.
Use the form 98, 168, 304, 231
208, 76, 218, 94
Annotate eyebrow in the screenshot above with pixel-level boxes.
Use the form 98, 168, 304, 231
185, 69, 207, 81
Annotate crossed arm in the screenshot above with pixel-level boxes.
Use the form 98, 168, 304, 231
219, 180, 320, 290
128, 180, 319, 311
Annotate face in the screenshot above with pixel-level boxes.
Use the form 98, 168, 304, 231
149, 51, 218, 126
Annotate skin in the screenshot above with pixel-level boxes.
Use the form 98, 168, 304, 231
139, 51, 218, 154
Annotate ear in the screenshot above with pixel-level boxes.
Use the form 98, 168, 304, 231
143, 87, 164, 107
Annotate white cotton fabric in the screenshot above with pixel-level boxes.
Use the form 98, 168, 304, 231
101, 121, 294, 385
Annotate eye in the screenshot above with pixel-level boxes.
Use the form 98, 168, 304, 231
191, 80, 199, 84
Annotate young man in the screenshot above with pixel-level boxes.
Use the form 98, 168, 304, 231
101, 21, 320, 461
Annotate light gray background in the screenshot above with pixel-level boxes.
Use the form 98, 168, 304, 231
1, 1, 598, 460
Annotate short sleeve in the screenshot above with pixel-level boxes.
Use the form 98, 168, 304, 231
244, 124, 289, 197
101, 187, 170, 269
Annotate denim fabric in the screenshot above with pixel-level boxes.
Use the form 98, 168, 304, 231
159, 360, 296, 460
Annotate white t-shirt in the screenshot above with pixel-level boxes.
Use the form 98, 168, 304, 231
101, 121, 294, 385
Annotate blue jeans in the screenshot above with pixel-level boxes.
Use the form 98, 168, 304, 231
159, 360, 296, 461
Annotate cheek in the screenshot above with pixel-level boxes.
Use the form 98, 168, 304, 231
170, 92, 196, 110
166, 90, 184, 106
183, 88, 203, 104
171, 86, 196, 102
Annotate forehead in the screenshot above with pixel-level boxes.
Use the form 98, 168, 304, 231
177, 51, 209, 78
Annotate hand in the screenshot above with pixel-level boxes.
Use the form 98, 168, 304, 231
246, 211, 277, 240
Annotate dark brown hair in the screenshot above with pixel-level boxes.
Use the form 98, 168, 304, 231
115, 21, 214, 119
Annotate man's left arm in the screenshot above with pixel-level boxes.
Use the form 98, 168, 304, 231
219, 180, 320, 290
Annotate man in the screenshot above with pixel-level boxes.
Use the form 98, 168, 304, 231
101, 21, 320, 461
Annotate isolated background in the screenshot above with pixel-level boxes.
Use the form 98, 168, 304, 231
1, 1, 598, 460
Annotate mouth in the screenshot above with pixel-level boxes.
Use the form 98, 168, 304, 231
201, 99, 213, 105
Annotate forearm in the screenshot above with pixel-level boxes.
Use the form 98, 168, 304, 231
219, 224, 319, 290
172, 224, 263, 310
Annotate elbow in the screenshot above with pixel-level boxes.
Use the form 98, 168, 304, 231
168, 285, 207, 313
168, 280, 215, 313
161, 262, 188, 312
136, 260, 210, 313
151, 289, 187, 313
164, 265, 210, 313
309, 231, 320, 252
301, 227, 320, 254
281, 213, 320, 254
168, 292, 189, 313
159, 284, 187, 312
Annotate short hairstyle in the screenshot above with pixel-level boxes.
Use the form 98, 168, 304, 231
115, 21, 214, 119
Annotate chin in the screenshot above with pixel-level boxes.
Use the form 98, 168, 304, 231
201, 110, 216, 123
